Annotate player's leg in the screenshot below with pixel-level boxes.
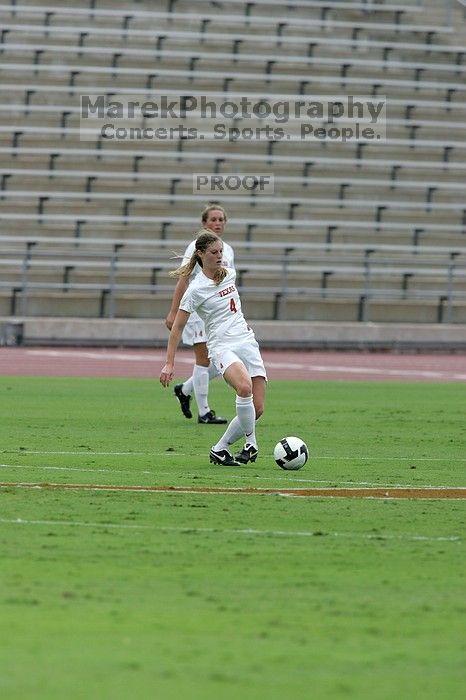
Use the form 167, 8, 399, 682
232, 340, 267, 463
251, 375, 266, 420
174, 319, 226, 423
173, 314, 227, 423
216, 375, 266, 454
176, 354, 221, 408
210, 360, 257, 465
192, 342, 227, 424
234, 376, 266, 463
173, 317, 197, 419
192, 342, 210, 417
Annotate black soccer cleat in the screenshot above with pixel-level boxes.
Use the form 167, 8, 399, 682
209, 448, 241, 466
234, 443, 258, 464
174, 383, 192, 419
198, 410, 228, 425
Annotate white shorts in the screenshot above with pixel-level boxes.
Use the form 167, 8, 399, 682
209, 336, 267, 380
182, 316, 206, 346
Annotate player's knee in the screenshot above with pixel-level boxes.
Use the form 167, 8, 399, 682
236, 378, 253, 397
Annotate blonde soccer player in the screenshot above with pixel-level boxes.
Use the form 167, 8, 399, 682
160, 230, 267, 466
165, 204, 234, 424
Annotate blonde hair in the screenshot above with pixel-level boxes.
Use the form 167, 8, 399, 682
201, 203, 228, 224
170, 229, 228, 285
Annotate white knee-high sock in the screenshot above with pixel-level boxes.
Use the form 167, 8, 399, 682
192, 364, 210, 416
212, 417, 244, 452
235, 395, 256, 447
185, 362, 219, 398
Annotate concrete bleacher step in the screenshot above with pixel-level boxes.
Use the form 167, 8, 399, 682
3, 217, 465, 250
0, 187, 463, 221
13, 216, 461, 240
2, 39, 464, 84
5, 12, 464, 49
9, 292, 104, 318
2, 166, 464, 206
4, 108, 466, 147
0, 198, 462, 229
3, 128, 465, 168
1, 59, 465, 101
2, 145, 464, 183
5, 286, 462, 324
164, 0, 422, 21
0, 0, 464, 331
0, 155, 463, 192
0, 2, 457, 55
2, 24, 464, 76
2, 83, 461, 125
15, 96, 466, 126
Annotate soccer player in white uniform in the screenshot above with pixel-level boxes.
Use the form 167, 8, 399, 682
165, 205, 234, 424
160, 230, 267, 466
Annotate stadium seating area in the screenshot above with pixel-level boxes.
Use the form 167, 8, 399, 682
0, 0, 465, 334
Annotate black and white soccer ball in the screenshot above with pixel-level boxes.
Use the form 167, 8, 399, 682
274, 436, 309, 470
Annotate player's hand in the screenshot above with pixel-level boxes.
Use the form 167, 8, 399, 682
165, 313, 175, 331
160, 363, 174, 387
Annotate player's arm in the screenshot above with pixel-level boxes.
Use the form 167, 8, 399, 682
165, 276, 189, 330
160, 309, 190, 387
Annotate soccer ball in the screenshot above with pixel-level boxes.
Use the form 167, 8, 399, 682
274, 436, 309, 470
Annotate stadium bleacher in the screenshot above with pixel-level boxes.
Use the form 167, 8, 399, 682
0, 0, 465, 346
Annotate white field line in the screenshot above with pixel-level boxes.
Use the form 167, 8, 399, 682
0, 463, 462, 490
0, 462, 153, 475
2, 449, 465, 462
24, 349, 466, 380
1, 450, 183, 456
25, 349, 189, 363
26, 349, 166, 361
0, 517, 461, 543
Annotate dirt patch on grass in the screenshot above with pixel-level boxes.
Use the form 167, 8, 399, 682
1, 482, 465, 499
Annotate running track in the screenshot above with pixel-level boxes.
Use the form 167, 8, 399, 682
0, 347, 465, 382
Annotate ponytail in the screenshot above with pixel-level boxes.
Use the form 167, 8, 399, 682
169, 229, 228, 285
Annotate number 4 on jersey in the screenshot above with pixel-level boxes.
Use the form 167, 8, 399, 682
230, 298, 237, 313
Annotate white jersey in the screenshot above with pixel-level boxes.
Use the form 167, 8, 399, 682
179, 268, 253, 354
181, 237, 235, 345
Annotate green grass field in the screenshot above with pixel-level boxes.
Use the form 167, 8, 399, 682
1, 376, 465, 700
